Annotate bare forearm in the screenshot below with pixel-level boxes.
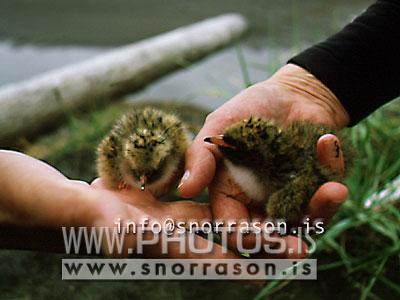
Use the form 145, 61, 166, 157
0, 150, 99, 251
0, 150, 89, 226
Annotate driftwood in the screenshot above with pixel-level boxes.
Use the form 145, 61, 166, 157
0, 14, 248, 147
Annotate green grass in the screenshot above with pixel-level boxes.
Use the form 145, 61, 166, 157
235, 44, 252, 88
255, 99, 400, 300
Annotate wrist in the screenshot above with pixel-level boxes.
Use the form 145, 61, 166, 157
60, 180, 104, 226
268, 64, 350, 128
25, 179, 100, 227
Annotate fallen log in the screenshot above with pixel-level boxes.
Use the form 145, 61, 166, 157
0, 14, 248, 147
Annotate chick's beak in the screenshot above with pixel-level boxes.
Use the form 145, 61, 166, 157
204, 135, 236, 149
139, 175, 147, 191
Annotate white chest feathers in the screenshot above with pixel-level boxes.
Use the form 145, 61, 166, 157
224, 160, 268, 202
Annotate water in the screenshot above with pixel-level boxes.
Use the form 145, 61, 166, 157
0, 0, 372, 110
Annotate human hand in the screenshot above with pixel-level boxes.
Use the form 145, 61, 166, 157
208, 133, 347, 254
86, 177, 242, 258
178, 64, 349, 214
0, 150, 239, 259
177, 64, 350, 256
0, 150, 315, 260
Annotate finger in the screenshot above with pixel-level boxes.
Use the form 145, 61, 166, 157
70, 179, 90, 187
91, 177, 156, 206
178, 112, 233, 198
210, 175, 268, 251
209, 166, 251, 220
211, 188, 252, 248
210, 188, 251, 221
93, 203, 139, 257
209, 162, 253, 220
317, 134, 345, 176
281, 235, 308, 259
212, 195, 253, 250
90, 177, 106, 188
162, 201, 212, 221
209, 162, 274, 252
177, 144, 218, 198
307, 182, 348, 221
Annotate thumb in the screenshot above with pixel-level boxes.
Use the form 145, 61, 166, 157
307, 133, 348, 220
178, 113, 227, 198
162, 201, 211, 221
177, 137, 219, 198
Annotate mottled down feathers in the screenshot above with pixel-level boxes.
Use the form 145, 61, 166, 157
96, 107, 189, 197
97, 108, 354, 222
216, 117, 354, 222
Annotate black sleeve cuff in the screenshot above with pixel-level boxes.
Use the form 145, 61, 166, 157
289, 0, 400, 126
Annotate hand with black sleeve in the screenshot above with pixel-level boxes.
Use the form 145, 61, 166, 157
178, 0, 400, 254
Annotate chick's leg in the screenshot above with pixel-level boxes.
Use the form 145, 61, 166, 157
117, 181, 131, 190
266, 176, 316, 224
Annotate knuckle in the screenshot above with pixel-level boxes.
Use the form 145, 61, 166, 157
204, 111, 217, 124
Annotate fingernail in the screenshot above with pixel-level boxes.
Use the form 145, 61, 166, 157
330, 137, 345, 174
330, 138, 342, 159
178, 170, 190, 189
317, 134, 344, 174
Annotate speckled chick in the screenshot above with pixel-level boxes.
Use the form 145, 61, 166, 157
97, 107, 189, 197
205, 117, 354, 223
